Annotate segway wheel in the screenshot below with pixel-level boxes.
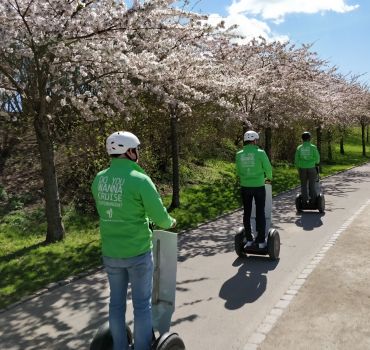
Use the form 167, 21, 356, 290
90, 322, 112, 350
267, 229, 280, 260
295, 194, 302, 212
235, 228, 246, 258
318, 194, 325, 213
90, 322, 133, 350
155, 332, 185, 350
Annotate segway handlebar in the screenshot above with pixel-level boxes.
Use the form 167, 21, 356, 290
149, 219, 177, 232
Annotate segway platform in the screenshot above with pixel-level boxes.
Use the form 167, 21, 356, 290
295, 167, 325, 213
234, 184, 280, 260
90, 230, 185, 350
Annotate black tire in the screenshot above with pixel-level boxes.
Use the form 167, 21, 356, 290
318, 194, 325, 213
90, 322, 133, 350
90, 322, 112, 350
267, 229, 280, 260
155, 332, 186, 350
295, 194, 302, 212
235, 230, 246, 258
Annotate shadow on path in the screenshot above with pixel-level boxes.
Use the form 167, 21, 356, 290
1, 164, 369, 349
177, 165, 370, 263
0, 273, 108, 349
219, 257, 279, 310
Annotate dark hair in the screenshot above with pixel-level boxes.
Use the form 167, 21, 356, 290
243, 140, 256, 146
302, 131, 311, 141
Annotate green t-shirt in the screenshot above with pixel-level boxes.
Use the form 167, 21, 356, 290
236, 144, 273, 187
91, 158, 175, 258
294, 141, 320, 169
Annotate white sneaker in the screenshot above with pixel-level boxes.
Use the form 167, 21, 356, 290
258, 242, 267, 249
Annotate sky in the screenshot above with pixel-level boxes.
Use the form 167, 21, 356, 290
184, 0, 370, 86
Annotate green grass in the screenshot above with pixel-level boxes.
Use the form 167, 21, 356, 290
0, 129, 369, 309
0, 208, 101, 308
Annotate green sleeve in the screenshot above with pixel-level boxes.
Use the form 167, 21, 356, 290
315, 146, 320, 165
91, 176, 98, 201
294, 147, 299, 168
140, 177, 174, 229
262, 152, 273, 180
235, 154, 240, 177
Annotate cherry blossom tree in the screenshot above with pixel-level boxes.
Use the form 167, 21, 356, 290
0, 0, 219, 241
211, 37, 328, 159
118, 16, 236, 209
1, 0, 368, 240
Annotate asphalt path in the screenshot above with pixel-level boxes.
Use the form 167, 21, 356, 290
0, 163, 369, 350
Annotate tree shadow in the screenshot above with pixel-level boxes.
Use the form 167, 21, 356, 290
1, 164, 369, 349
0, 241, 47, 263
177, 213, 241, 262
219, 257, 279, 310
177, 164, 370, 262
0, 241, 101, 308
171, 314, 199, 327
0, 272, 109, 349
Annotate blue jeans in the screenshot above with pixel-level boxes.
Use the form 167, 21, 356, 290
103, 251, 153, 350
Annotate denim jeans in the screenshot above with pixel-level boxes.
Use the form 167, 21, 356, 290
103, 251, 153, 350
241, 186, 266, 243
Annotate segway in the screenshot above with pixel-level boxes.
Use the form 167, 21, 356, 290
90, 230, 185, 350
295, 167, 325, 213
234, 183, 280, 260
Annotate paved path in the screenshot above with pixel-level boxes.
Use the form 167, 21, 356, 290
0, 163, 369, 350
259, 199, 370, 350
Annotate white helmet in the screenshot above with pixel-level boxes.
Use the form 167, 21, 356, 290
244, 130, 259, 142
106, 131, 140, 155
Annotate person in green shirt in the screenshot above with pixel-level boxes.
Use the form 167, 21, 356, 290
294, 131, 320, 204
236, 130, 273, 249
92, 131, 176, 350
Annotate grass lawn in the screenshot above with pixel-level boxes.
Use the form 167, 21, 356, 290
0, 208, 101, 309
0, 129, 369, 309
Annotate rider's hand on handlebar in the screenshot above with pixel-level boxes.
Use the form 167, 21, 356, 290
265, 179, 272, 184
170, 218, 177, 229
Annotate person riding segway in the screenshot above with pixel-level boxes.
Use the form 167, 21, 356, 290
234, 131, 280, 260
90, 227, 185, 350
91, 131, 177, 350
294, 131, 325, 213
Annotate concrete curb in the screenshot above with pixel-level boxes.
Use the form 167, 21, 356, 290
0, 266, 105, 314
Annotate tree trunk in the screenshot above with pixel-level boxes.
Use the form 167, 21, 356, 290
0, 136, 16, 177
264, 127, 272, 160
0, 148, 11, 177
339, 135, 345, 155
361, 121, 366, 157
168, 108, 180, 211
242, 121, 249, 136
316, 125, 322, 157
327, 130, 333, 162
33, 112, 65, 243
